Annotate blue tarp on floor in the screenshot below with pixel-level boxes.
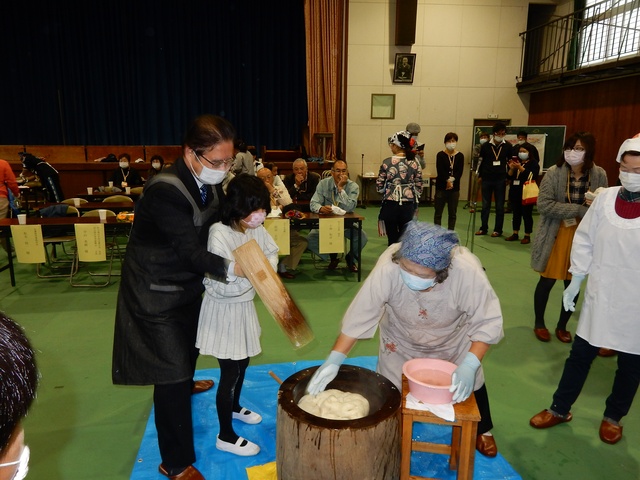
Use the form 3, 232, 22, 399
130, 356, 521, 480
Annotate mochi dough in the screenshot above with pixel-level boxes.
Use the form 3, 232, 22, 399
298, 389, 370, 420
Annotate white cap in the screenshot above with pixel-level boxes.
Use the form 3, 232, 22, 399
616, 134, 640, 163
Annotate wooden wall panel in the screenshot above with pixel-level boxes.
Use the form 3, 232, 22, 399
0, 145, 25, 164
529, 76, 640, 184
86, 145, 145, 162
145, 145, 182, 164
24, 145, 86, 164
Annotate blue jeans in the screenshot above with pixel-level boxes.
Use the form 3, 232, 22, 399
480, 178, 505, 234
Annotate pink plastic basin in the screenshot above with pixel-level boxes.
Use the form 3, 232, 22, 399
402, 358, 457, 405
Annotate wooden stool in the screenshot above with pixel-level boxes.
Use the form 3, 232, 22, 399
401, 374, 481, 480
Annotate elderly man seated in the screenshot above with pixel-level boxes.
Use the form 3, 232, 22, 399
307, 160, 367, 273
283, 158, 321, 207
257, 168, 309, 279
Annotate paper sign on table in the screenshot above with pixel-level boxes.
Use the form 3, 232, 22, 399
264, 218, 290, 255
74, 224, 106, 262
319, 217, 344, 254
10, 225, 46, 263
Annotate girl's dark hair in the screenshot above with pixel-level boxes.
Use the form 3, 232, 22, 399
0, 313, 37, 451
556, 131, 596, 171
118, 153, 131, 162
150, 155, 164, 165
222, 174, 271, 230
444, 132, 458, 143
183, 114, 236, 155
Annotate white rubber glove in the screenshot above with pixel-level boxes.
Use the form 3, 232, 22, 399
449, 352, 481, 403
306, 350, 346, 395
563, 275, 585, 312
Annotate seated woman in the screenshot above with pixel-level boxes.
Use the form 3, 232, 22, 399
147, 155, 164, 180
110, 154, 143, 188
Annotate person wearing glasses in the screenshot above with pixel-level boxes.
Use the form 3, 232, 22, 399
0, 312, 38, 480
307, 160, 367, 272
283, 158, 321, 208
530, 132, 608, 344
113, 114, 242, 480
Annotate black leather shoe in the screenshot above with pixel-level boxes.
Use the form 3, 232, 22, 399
191, 379, 214, 394
278, 271, 295, 279
530, 409, 572, 428
327, 258, 340, 270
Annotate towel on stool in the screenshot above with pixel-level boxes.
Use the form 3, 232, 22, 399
406, 393, 455, 422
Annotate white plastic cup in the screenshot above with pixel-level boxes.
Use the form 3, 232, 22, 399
73, 198, 81, 207
108, 181, 114, 187
17, 214, 27, 225
87, 187, 93, 194
125, 187, 131, 194
98, 209, 107, 221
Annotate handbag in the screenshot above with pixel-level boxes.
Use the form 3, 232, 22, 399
522, 172, 539, 206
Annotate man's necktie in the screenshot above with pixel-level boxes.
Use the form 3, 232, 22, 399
200, 185, 208, 205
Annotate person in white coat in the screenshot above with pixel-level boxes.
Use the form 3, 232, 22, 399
307, 221, 504, 457
530, 135, 640, 445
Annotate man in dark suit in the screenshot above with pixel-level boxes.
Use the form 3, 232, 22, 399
112, 115, 239, 480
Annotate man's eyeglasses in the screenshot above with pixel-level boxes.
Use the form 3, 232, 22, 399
332, 169, 348, 174
197, 153, 234, 169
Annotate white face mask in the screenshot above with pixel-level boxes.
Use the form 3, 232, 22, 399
479, 138, 488, 144
0, 445, 30, 480
400, 269, 435, 291
518, 152, 529, 161
119, 161, 129, 169
619, 171, 640, 192
152, 162, 162, 170
445, 142, 456, 152
242, 211, 266, 229
517, 140, 525, 145
564, 149, 585, 166
192, 154, 227, 185
493, 135, 504, 143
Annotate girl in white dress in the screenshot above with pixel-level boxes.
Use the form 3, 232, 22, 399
196, 174, 278, 457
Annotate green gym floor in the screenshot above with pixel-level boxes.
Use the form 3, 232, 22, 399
1, 204, 638, 479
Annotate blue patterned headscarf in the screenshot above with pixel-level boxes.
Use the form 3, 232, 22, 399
398, 222, 459, 271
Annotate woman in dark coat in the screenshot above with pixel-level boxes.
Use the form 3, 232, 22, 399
112, 114, 237, 480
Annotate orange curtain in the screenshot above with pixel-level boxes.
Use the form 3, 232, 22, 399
304, 0, 346, 160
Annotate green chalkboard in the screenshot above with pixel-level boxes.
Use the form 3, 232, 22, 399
472, 125, 566, 170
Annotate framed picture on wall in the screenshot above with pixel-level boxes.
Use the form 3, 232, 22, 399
371, 94, 396, 119
393, 53, 416, 84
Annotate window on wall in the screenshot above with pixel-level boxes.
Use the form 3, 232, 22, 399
580, 0, 640, 66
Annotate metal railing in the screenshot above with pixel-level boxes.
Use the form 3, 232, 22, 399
519, 0, 640, 84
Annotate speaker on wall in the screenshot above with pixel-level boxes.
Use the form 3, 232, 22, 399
395, 0, 418, 46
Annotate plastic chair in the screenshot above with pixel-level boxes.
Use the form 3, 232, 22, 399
103, 195, 134, 203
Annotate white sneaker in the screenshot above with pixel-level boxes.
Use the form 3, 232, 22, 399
215, 435, 260, 456
232, 407, 262, 424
